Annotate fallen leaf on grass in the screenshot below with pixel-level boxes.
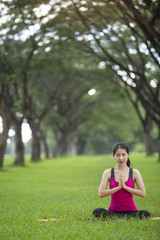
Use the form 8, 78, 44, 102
39, 218, 59, 222
39, 217, 160, 222
151, 217, 160, 220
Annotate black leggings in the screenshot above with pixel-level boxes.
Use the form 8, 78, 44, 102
93, 208, 151, 219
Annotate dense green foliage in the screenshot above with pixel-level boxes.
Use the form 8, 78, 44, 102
0, 154, 159, 239
0, 0, 160, 164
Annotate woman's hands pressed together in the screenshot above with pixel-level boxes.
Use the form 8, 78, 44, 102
118, 171, 146, 197
118, 174, 127, 190
99, 168, 146, 198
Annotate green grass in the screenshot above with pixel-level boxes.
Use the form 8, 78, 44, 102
0, 153, 160, 240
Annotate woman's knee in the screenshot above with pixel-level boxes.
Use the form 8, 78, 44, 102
140, 210, 151, 217
92, 208, 107, 217
138, 210, 151, 219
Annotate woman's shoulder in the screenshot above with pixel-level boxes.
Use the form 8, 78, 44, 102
103, 168, 112, 174
102, 168, 112, 179
132, 168, 141, 180
132, 168, 141, 174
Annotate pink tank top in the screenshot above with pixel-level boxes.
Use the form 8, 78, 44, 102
108, 168, 137, 212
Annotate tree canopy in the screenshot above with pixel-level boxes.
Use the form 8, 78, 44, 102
0, 0, 160, 166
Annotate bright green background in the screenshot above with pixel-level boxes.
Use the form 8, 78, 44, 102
0, 154, 160, 240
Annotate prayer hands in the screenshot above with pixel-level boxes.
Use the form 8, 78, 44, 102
119, 174, 127, 190
118, 174, 123, 189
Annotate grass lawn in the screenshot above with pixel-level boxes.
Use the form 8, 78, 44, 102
0, 153, 160, 240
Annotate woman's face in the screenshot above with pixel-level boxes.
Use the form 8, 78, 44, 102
114, 148, 129, 166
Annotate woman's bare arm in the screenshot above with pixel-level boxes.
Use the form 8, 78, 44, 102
99, 169, 122, 198
121, 169, 146, 198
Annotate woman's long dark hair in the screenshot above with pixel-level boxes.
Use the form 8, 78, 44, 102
112, 142, 131, 167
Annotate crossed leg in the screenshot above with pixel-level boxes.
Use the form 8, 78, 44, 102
92, 208, 151, 219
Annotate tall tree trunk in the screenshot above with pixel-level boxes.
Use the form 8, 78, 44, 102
126, 91, 154, 156
29, 120, 41, 161
158, 124, 160, 162
40, 130, 49, 159
31, 135, 41, 161
58, 132, 70, 155
13, 121, 25, 165
76, 136, 86, 155
53, 130, 70, 157
70, 137, 77, 156
0, 97, 11, 168
143, 113, 154, 156
53, 131, 60, 158
0, 134, 8, 168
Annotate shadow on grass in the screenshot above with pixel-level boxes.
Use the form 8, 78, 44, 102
0, 168, 9, 172
7, 162, 27, 168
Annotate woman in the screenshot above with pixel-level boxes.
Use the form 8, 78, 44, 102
93, 142, 151, 219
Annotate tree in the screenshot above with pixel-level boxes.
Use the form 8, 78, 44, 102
0, 37, 37, 165
36, 44, 102, 157
0, 90, 11, 167
73, 0, 160, 159
0, 41, 26, 166
1, 0, 159, 164
0, 0, 45, 163
73, 79, 142, 155
47, 0, 160, 159
0, 46, 12, 167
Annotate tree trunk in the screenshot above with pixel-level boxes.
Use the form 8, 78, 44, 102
0, 135, 8, 168
76, 136, 86, 155
70, 137, 78, 156
144, 130, 153, 156
58, 133, 69, 155
52, 131, 60, 158
28, 120, 41, 161
40, 130, 49, 159
14, 121, 25, 165
31, 135, 41, 161
143, 113, 154, 156
158, 124, 160, 162
53, 130, 70, 157
0, 96, 11, 167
